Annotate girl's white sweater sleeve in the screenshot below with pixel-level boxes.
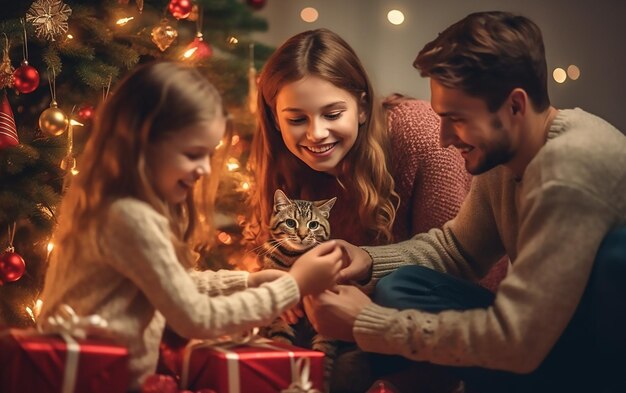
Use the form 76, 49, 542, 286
102, 199, 299, 339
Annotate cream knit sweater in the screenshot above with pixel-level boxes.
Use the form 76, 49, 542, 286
39, 198, 300, 389
357, 108, 626, 373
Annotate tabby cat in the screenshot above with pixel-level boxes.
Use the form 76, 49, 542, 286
259, 189, 338, 387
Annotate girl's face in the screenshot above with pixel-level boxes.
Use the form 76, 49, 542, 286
147, 117, 226, 204
274, 76, 366, 175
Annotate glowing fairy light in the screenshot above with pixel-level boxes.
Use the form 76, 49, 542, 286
116, 17, 134, 26
26, 299, 43, 322
240, 181, 250, 191
71, 168, 79, 175
66, 34, 73, 39
183, 47, 197, 58
227, 36, 239, 46
231, 135, 240, 145
226, 158, 240, 171
217, 231, 233, 244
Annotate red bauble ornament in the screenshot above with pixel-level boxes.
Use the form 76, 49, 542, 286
77, 104, 95, 121
168, 0, 193, 19
182, 36, 212, 61
13, 60, 40, 94
246, 0, 266, 10
0, 251, 26, 285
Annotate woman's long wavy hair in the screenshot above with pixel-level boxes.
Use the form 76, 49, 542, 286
54, 62, 226, 267
247, 29, 398, 245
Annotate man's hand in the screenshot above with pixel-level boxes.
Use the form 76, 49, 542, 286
303, 285, 373, 342
334, 239, 373, 284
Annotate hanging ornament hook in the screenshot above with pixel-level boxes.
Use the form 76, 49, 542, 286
20, 18, 29, 63
6, 223, 16, 252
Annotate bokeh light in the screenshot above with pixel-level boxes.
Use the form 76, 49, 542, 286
553, 68, 567, 83
387, 10, 405, 25
301, 7, 319, 23
567, 65, 581, 80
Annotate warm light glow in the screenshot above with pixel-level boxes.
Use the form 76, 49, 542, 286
71, 168, 79, 176
567, 65, 581, 80
70, 119, 84, 126
217, 231, 233, 244
300, 7, 319, 23
553, 68, 567, 83
47, 242, 54, 253
116, 16, 134, 25
183, 47, 198, 58
226, 158, 240, 171
66, 34, 73, 39
26, 299, 43, 322
227, 36, 239, 46
387, 10, 405, 25
241, 181, 250, 191
231, 135, 240, 145
216, 140, 225, 150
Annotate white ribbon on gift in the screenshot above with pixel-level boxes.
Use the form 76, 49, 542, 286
280, 357, 322, 393
38, 304, 109, 393
180, 330, 321, 393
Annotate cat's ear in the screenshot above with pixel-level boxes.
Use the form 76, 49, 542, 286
315, 197, 337, 218
273, 189, 292, 212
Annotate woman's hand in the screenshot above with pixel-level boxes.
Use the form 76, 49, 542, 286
280, 301, 305, 325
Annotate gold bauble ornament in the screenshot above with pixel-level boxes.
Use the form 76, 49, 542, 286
39, 100, 68, 136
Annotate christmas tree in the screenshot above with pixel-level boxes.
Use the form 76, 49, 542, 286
0, 0, 269, 327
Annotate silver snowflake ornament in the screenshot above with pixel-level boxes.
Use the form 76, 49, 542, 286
26, 0, 73, 41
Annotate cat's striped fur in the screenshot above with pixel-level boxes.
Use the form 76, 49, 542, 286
259, 189, 337, 390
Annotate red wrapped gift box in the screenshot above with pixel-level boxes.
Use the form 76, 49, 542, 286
0, 328, 129, 393
178, 338, 324, 393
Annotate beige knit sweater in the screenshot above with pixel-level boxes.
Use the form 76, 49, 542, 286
39, 198, 300, 389
357, 108, 626, 373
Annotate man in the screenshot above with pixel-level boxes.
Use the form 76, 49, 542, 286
305, 11, 626, 392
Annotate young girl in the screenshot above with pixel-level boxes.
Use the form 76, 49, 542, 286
37, 62, 344, 390
248, 28, 470, 252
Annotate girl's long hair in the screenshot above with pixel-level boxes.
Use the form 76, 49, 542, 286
54, 61, 226, 267
247, 29, 398, 245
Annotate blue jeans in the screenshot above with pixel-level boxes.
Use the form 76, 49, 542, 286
371, 227, 626, 393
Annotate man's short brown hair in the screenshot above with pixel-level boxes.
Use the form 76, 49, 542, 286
414, 11, 550, 112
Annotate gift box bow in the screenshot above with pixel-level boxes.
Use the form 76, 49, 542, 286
180, 329, 321, 393
37, 304, 110, 393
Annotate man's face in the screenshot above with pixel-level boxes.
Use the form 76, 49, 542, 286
430, 79, 515, 175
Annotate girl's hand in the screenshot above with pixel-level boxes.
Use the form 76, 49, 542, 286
248, 269, 288, 287
289, 240, 343, 296
280, 301, 305, 325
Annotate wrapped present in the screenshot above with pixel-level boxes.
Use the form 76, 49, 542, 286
0, 305, 129, 393
178, 335, 324, 393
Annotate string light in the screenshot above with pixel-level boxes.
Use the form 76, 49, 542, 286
217, 231, 233, 244
226, 158, 240, 171
25, 299, 43, 322
116, 16, 134, 26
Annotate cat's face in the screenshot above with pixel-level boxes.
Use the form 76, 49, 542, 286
269, 190, 336, 252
